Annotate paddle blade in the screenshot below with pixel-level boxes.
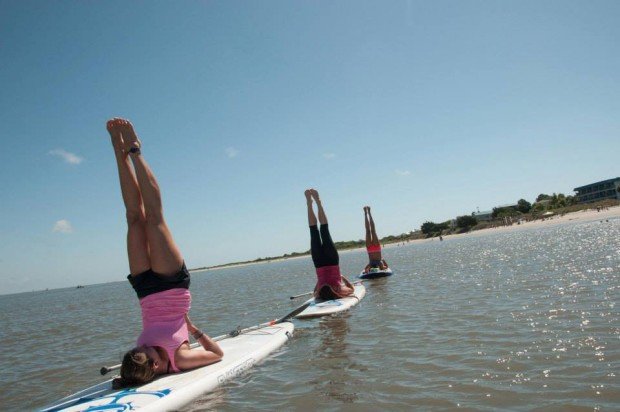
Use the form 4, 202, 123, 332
277, 302, 311, 323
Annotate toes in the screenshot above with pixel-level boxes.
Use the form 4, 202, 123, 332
110, 118, 130, 128
106, 119, 123, 131
118, 119, 136, 136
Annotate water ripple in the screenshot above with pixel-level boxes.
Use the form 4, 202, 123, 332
1, 218, 618, 410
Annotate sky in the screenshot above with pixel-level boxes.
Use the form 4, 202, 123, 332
0, 0, 619, 295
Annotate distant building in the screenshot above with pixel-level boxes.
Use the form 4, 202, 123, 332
496, 203, 519, 209
573, 177, 620, 203
473, 210, 493, 221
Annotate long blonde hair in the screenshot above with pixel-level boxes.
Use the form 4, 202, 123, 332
112, 349, 156, 389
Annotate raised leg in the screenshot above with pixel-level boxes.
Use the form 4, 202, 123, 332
116, 119, 183, 276
305, 189, 317, 227
107, 120, 150, 276
311, 189, 328, 225
364, 206, 372, 247
309, 225, 323, 268
319, 224, 339, 266
368, 206, 379, 244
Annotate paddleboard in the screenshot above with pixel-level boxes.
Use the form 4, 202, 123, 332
295, 283, 366, 319
42, 322, 294, 412
359, 267, 393, 279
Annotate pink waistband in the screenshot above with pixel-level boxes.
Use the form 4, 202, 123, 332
367, 244, 381, 253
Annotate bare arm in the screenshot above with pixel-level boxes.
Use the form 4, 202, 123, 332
176, 314, 224, 370
175, 343, 222, 370
193, 332, 224, 357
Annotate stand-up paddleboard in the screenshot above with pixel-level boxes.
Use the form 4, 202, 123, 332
295, 283, 366, 319
42, 322, 294, 412
359, 267, 393, 280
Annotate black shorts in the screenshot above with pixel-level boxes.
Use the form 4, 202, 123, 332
127, 263, 191, 299
310, 224, 339, 268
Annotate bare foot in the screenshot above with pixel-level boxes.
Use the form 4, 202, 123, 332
304, 189, 312, 203
310, 189, 321, 203
106, 119, 125, 154
116, 118, 141, 154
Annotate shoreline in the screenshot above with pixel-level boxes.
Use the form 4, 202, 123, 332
432, 204, 620, 242
191, 205, 620, 273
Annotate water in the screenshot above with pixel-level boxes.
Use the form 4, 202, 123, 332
1, 219, 618, 411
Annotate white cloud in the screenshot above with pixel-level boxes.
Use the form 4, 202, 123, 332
323, 153, 336, 160
52, 219, 73, 234
225, 147, 239, 158
395, 170, 411, 176
49, 149, 84, 165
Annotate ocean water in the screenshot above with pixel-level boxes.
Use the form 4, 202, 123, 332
1, 218, 618, 411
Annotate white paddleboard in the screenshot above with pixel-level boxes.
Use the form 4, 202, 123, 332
359, 267, 393, 280
42, 322, 294, 412
295, 283, 366, 319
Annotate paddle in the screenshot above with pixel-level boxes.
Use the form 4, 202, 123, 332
289, 279, 365, 300
99, 301, 311, 376
208, 300, 310, 341
289, 291, 314, 300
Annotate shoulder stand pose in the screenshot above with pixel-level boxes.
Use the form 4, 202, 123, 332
106, 118, 223, 389
305, 189, 354, 299
363, 206, 389, 273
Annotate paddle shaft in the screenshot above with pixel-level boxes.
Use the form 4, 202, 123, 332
100, 301, 310, 376
204, 300, 310, 345
289, 291, 313, 300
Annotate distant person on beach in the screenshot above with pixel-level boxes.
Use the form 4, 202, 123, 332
305, 189, 355, 299
107, 118, 223, 388
363, 206, 389, 273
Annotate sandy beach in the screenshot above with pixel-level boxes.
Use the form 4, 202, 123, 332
436, 205, 620, 241
192, 206, 620, 273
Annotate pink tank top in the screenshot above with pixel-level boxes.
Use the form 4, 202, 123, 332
314, 265, 343, 295
136, 288, 191, 373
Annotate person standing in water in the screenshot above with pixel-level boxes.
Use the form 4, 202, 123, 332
106, 118, 223, 389
363, 206, 389, 273
305, 189, 355, 299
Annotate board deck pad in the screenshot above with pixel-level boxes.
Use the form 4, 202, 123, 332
295, 283, 366, 319
42, 322, 294, 412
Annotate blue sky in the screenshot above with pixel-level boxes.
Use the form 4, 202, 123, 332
1, 1, 618, 294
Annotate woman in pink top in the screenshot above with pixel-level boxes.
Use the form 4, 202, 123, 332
304, 189, 354, 300
363, 206, 389, 274
106, 118, 223, 389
